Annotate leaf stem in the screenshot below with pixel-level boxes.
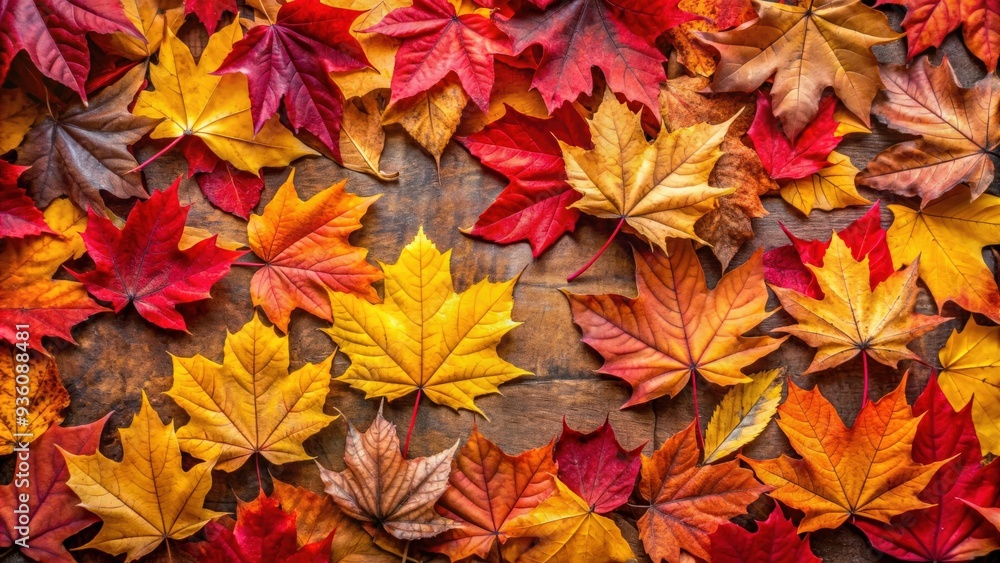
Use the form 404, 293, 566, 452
691, 371, 704, 454
231, 261, 265, 268
403, 389, 422, 459
567, 216, 626, 282
129, 135, 185, 174
862, 352, 870, 407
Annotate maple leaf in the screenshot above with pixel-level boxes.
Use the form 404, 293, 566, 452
185, 489, 335, 563
887, 187, 1000, 323
215, 0, 368, 160
877, 0, 1000, 71
165, 313, 336, 472
744, 375, 944, 533
0, 162, 50, 239
0, 347, 69, 454
330, 0, 412, 100
340, 92, 398, 180
180, 136, 266, 219
459, 105, 591, 257
95, 0, 184, 60
0, 87, 39, 154
663, 0, 756, 77
62, 393, 223, 561
185, 0, 235, 34
425, 425, 557, 562
16, 65, 157, 213
368, 0, 509, 112
701, 0, 900, 138
659, 76, 776, 268
708, 507, 821, 563
702, 368, 784, 464
0, 0, 140, 100
0, 416, 107, 563
496, 0, 693, 114
764, 203, 895, 300
0, 199, 106, 352
563, 240, 784, 407
70, 180, 244, 331
769, 231, 947, 374
856, 375, 1000, 561
317, 406, 459, 540
779, 151, 867, 216
561, 89, 737, 276
505, 478, 635, 563
858, 56, 1000, 203
747, 92, 842, 181
938, 319, 1000, 456
554, 418, 643, 514
133, 21, 316, 175
323, 228, 529, 414
382, 78, 468, 164
247, 171, 382, 332
638, 422, 769, 562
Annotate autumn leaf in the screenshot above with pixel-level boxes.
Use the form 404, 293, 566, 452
0, 87, 39, 153
701, 0, 900, 138
185, 489, 335, 562
857, 56, 1000, 203
562, 89, 736, 276
938, 319, 1000, 456
185, 0, 235, 34
317, 406, 458, 540
638, 422, 769, 562
0, 198, 106, 352
383, 79, 468, 164
95, 0, 184, 60
563, 240, 784, 407
876, 0, 1000, 71
496, 0, 693, 114
368, 0, 509, 112
505, 478, 635, 563
0, 162, 50, 239
133, 21, 316, 174
17, 65, 157, 213
247, 170, 382, 332
62, 392, 223, 561
324, 228, 529, 414
425, 425, 557, 562
702, 368, 784, 464
743, 375, 944, 533
769, 231, 946, 374
180, 136, 266, 219
709, 507, 821, 563
779, 151, 867, 216
165, 313, 336, 472
663, 0, 755, 77
459, 105, 591, 256
0, 416, 107, 563
747, 92, 842, 181
330, 0, 412, 100
340, 92, 398, 180
855, 375, 1000, 561
0, 346, 69, 454
554, 418, 643, 513
887, 187, 1000, 323
215, 0, 369, 160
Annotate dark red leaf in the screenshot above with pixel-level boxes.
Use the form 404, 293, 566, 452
180, 137, 264, 218
0, 162, 51, 239
709, 507, 821, 563
185, 0, 236, 35
748, 92, 842, 181
554, 417, 644, 513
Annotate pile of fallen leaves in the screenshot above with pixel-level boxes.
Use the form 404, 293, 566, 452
1, 0, 1000, 561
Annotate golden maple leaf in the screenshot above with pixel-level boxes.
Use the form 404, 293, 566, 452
382, 79, 468, 165
0, 87, 39, 154
324, 228, 529, 414
165, 313, 337, 472
743, 375, 945, 532
505, 478, 635, 563
0, 346, 69, 454
96, 0, 184, 59
701, 0, 900, 137
938, 319, 1000, 456
329, 0, 412, 99
563, 88, 736, 256
133, 21, 315, 173
61, 393, 223, 561
771, 232, 947, 374
780, 151, 868, 216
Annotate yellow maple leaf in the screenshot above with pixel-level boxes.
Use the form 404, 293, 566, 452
97, 0, 184, 59
0, 87, 39, 153
780, 151, 868, 215
61, 393, 223, 561
324, 228, 529, 414
505, 478, 635, 563
0, 346, 69, 454
938, 318, 1000, 456
165, 313, 336, 472
702, 368, 784, 464
134, 21, 316, 174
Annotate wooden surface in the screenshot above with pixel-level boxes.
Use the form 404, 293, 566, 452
4, 6, 1000, 562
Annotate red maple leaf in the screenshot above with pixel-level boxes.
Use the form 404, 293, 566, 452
180, 137, 264, 219
70, 180, 245, 331
185, 0, 237, 35
215, 0, 368, 159
496, 0, 694, 114
0, 161, 51, 239
554, 417, 644, 513
369, 0, 511, 113
709, 507, 821, 563
763, 202, 894, 299
748, 92, 842, 181
855, 376, 1000, 561
459, 105, 591, 256
0, 416, 108, 562
876, 0, 1000, 72
0, 0, 140, 101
